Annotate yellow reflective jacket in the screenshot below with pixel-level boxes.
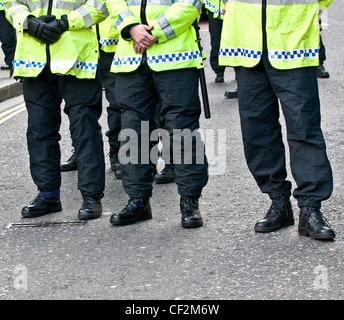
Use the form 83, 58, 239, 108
106, 0, 204, 73
93, 16, 119, 54
219, 0, 333, 70
5, 0, 108, 79
0, 1, 5, 11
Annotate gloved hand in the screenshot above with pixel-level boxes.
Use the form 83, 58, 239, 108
45, 15, 69, 34
26, 15, 63, 44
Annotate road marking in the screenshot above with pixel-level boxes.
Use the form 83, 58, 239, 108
0, 103, 26, 125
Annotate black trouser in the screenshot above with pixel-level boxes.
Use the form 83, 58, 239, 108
236, 52, 333, 208
23, 66, 105, 197
319, 35, 326, 66
319, 20, 326, 65
208, 11, 225, 75
115, 65, 209, 198
0, 10, 16, 66
99, 49, 121, 153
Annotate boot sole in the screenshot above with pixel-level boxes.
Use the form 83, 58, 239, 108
154, 177, 175, 184
181, 220, 203, 229
110, 212, 152, 226
21, 204, 62, 218
254, 218, 294, 233
78, 211, 102, 220
298, 228, 335, 240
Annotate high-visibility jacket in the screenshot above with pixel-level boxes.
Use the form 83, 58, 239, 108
106, 0, 204, 73
93, 16, 119, 54
204, 0, 225, 20
0, 2, 5, 11
5, 0, 108, 79
219, 0, 333, 70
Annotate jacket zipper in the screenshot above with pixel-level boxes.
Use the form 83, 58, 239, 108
262, 0, 267, 53
140, 0, 148, 64
46, 0, 53, 67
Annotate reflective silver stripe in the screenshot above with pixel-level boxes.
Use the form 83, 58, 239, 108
52, 1, 82, 11
6, 1, 28, 10
268, 48, 319, 60
147, 49, 202, 64
14, 59, 98, 73
75, 6, 94, 27
267, 0, 319, 4
114, 9, 132, 29
227, 0, 261, 4
85, 0, 108, 14
126, 0, 172, 5
8, 6, 30, 24
18, 0, 107, 14
228, 0, 319, 4
126, 0, 201, 10
156, 14, 175, 40
25, 0, 84, 11
51, 60, 98, 71
174, 0, 202, 12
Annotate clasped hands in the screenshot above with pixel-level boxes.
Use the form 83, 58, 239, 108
26, 15, 69, 44
129, 24, 157, 54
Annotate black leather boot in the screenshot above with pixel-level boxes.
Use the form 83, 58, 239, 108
298, 207, 335, 240
60, 150, 77, 172
21, 196, 62, 218
180, 196, 203, 228
154, 164, 175, 184
254, 197, 294, 233
224, 89, 238, 99
110, 198, 152, 226
215, 72, 224, 83
109, 149, 121, 179
316, 64, 330, 78
78, 196, 102, 220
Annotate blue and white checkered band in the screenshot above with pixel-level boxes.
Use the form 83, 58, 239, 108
74, 61, 97, 71
12, 60, 46, 69
0, 2, 4, 8
113, 56, 142, 66
219, 48, 262, 59
268, 48, 319, 60
99, 38, 119, 46
204, 0, 215, 10
147, 50, 202, 64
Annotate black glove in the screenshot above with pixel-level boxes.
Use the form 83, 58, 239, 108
26, 15, 61, 44
57, 15, 69, 32
45, 15, 69, 34
26, 15, 69, 44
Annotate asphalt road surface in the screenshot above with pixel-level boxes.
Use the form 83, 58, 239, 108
0, 3, 343, 304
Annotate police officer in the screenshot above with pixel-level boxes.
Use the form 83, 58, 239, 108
219, 0, 335, 240
97, 17, 122, 178
5, 0, 108, 220
204, 0, 226, 83
60, 17, 122, 179
106, 0, 209, 228
0, 0, 16, 75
